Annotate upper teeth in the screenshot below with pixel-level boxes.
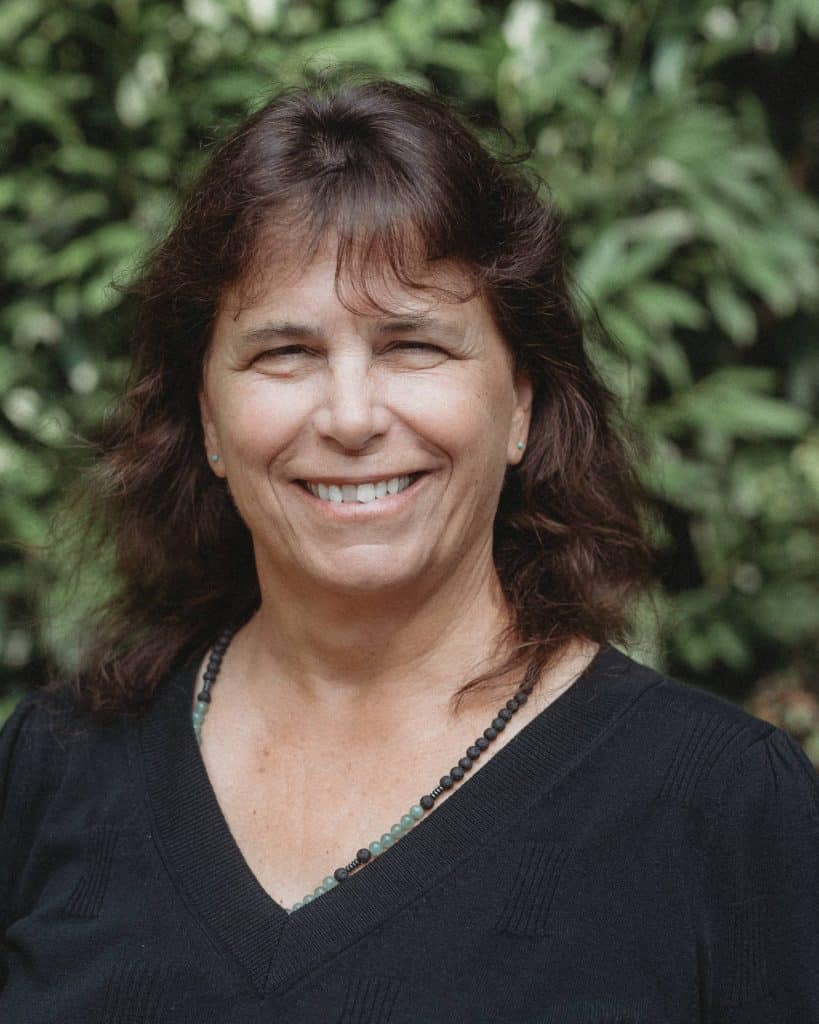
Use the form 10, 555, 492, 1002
305, 476, 415, 503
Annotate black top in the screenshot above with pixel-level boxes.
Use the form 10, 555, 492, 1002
1, 644, 817, 1023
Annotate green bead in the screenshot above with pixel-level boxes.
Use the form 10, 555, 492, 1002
314, 886, 323, 898
390, 823, 404, 838
380, 833, 394, 847
410, 804, 424, 819
323, 876, 337, 890
303, 894, 314, 904
400, 814, 414, 829
292, 901, 303, 911
368, 840, 383, 856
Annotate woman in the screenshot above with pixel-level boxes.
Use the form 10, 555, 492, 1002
1, 75, 816, 1022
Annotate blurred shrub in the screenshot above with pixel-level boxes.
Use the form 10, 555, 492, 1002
0, 0, 817, 758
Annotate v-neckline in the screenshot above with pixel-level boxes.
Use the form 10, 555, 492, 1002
138, 643, 653, 997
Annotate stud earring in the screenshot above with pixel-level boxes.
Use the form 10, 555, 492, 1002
516, 441, 525, 450
210, 453, 220, 462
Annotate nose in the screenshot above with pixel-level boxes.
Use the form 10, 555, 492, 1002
313, 353, 390, 450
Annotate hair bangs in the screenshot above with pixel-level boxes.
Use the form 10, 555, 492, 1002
234, 174, 484, 324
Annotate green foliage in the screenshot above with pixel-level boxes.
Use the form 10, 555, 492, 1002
1, 0, 817, 754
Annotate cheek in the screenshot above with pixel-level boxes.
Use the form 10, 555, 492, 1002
218, 383, 308, 460
445, 377, 513, 456
403, 398, 478, 461
398, 371, 501, 441
406, 390, 510, 497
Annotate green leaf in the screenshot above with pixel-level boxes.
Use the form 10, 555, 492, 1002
0, 0, 44, 46
626, 282, 707, 330
648, 370, 812, 441
706, 280, 757, 346
0, 68, 81, 143
575, 231, 680, 303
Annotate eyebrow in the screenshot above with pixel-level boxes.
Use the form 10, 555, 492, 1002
239, 314, 463, 345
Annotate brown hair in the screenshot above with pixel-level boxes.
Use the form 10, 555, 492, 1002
51, 70, 659, 716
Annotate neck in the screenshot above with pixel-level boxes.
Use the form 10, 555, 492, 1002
232, 553, 519, 732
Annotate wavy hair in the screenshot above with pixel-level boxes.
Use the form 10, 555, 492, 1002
51, 70, 659, 716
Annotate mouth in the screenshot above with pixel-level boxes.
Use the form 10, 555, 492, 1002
294, 471, 429, 507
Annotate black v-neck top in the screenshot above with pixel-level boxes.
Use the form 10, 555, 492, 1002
1, 644, 817, 1023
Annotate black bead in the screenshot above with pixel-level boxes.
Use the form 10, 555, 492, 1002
483, 726, 498, 741
515, 692, 528, 704
356, 848, 371, 863
506, 697, 519, 711
450, 766, 465, 781
333, 867, 348, 882
458, 756, 473, 770
196, 692, 211, 704
203, 670, 216, 683
476, 737, 489, 751
440, 775, 454, 790
498, 708, 513, 721
420, 794, 435, 810
492, 717, 506, 731
467, 745, 481, 759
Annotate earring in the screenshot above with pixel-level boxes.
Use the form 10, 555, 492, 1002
516, 441, 525, 450
210, 453, 220, 462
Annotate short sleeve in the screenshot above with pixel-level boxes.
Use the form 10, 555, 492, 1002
703, 726, 819, 1023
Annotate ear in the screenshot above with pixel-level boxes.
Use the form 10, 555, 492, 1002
508, 369, 533, 465
199, 386, 225, 478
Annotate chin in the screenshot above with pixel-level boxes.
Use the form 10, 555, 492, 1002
306, 555, 425, 595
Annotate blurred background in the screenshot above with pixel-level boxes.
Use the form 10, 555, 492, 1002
1, 0, 817, 760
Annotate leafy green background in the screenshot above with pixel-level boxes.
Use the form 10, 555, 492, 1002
1, 0, 817, 761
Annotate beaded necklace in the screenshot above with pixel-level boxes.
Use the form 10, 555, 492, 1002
193, 625, 539, 914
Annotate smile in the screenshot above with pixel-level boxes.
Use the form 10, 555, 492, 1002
296, 472, 428, 508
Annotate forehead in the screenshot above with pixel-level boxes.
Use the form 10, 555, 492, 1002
220, 229, 481, 326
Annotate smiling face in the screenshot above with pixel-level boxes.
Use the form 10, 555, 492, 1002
200, 239, 532, 603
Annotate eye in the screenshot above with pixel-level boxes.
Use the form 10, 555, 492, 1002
255, 345, 312, 360
388, 341, 444, 354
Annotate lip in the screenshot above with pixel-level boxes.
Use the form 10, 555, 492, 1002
293, 471, 431, 518
294, 472, 426, 486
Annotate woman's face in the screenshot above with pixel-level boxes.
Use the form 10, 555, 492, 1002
200, 240, 532, 600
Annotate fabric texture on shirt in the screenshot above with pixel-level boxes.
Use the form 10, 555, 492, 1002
1, 643, 817, 1023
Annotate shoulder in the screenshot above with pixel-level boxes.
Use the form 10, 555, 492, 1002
609, 646, 818, 828
0, 678, 143, 816
0, 685, 87, 803
1, 687, 86, 917
610, 644, 779, 753
1, 684, 141, 904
